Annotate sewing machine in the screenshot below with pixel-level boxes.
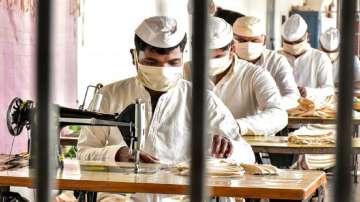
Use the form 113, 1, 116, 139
6, 94, 147, 174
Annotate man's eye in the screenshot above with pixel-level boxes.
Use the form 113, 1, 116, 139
143, 61, 156, 65
169, 60, 182, 66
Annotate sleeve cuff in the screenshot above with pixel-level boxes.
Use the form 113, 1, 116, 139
105, 144, 127, 162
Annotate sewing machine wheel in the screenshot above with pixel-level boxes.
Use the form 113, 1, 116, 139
6, 97, 33, 136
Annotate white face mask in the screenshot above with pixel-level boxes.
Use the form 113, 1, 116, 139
209, 51, 233, 76
283, 40, 310, 56
234, 42, 265, 61
134, 52, 183, 92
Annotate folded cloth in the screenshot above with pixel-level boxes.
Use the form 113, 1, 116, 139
0, 153, 29, 171
288, 126, 336, 145
170, 158, 244, 176
240, 163, 279, 175
287, 96, 336, 118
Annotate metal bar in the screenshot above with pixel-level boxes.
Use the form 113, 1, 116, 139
266, 0, 276, 50
58, 118, 132, 127
33, 0, 55, 201
335, 0, 357, 201
190, 0, 209, 201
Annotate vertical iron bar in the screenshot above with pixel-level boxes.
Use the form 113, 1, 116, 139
33, 1, 55, 202
335, 0, 356, 201
190, 0, 209, 201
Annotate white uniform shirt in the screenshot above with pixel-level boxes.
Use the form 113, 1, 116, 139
255, 49, 300, 109
184, 56, 288, 136
77, 77, 255, 165
332, 56, 360, 83
279, 47, 335, 100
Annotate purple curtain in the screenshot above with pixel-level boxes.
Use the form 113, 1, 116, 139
0, 1, 78, 154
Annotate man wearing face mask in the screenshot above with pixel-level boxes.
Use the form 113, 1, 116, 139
77, 16, 254, 201
279, 14, 334, 100
184, 17, 287, 136
78, 16, 253, 167
320, 27, 360, 88
233, 16, 300, 109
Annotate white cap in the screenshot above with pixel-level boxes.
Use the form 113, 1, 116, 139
135, 16, 186, 48
320, 27, 340, 51
233, 16, 265, 37
187, 0, 215, 15
281, 14, 308, 42
208, 17, 233, 49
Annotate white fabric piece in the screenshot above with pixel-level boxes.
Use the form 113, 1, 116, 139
233, 16, 265, 37
208, 17, 233, 49
332, 56, 360, 83
184, 55, 288, 136
255, 49, 300, 109
77, 77, 255, 165
135, 16, 186, 48
234, 42, 265, 61
279, 48, 335, 100
320, 27, 340, 51
281, 14, 308, 42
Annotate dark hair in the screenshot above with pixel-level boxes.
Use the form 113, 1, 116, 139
134, 34, 187, 54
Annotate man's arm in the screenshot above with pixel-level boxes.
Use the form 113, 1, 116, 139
207, 92, 255, 164
237, 69, 288, 136
305, 55, 334, 99
276, 56, 300, 109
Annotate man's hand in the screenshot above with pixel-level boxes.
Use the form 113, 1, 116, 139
115, 146, 159, 163
298, 86, 307, 97
211, 135, 233, 158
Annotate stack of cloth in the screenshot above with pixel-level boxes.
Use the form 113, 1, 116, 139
287, 96, 336, 118
288, 125, 336, 145
0, 153, 29, 171
289, 125, 336, 170
170, 158, 279, 176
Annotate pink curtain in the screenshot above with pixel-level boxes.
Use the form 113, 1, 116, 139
0, 1, 78, 154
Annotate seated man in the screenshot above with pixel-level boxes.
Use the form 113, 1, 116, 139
320, 27, 360, 89
232, 16, 300, 109
184, 17, 287, 136
77, 16, 254, 169
278, 14, 334, 100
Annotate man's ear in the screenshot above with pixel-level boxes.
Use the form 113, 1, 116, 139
230, 40, 235, 55
263, 35, 267, 45
130, 49, 136, 65
306, 32, 310, 42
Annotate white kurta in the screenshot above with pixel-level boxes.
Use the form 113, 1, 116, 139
279, 47, 335, 100
184, 56, 288, 136
77, 77, 255, 165
255, 49, 300, 109
332, 56, 360, 83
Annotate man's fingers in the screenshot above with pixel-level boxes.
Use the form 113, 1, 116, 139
224, 141, 233, 158
218, 138, 228, 158
140, 151, 159, 163
212, 135, 221, 156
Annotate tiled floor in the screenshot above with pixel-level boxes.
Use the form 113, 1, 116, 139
325, 175, 360, 202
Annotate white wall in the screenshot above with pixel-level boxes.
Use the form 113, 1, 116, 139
77, 0, 337, 104
77, 0, 188, 104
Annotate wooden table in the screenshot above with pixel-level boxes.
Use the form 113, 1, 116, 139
288, 116, 360, 125
0, 159, 327, 201
243, 136, 360, 154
